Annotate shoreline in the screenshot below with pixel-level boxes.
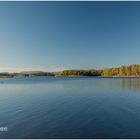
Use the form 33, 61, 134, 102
0, 75, 140, 78
0, 64, 140, 78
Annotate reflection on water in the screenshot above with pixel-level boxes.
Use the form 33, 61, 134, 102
0, 77, 140, 138
120, 78, 140, 91
0, 77, 140, 91
94, 78, 140, 91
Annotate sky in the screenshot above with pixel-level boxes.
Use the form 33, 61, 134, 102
0, 1, 140, 72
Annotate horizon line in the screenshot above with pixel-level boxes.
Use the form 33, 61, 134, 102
0, 64, 139, 73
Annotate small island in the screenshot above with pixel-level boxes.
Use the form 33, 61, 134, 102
0, 64, 140, 78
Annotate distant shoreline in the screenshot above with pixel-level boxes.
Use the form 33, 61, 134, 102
0, 64, 140, 78
0, 75, 140, 79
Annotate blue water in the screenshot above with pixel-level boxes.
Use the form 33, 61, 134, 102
0, 77, 140, 138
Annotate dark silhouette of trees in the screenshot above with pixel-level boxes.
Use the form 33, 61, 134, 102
59, 70, 100, 76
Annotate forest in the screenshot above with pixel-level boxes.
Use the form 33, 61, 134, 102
58, 64, 140, 77
0, 64, 140, 77
101, 64, 140, 76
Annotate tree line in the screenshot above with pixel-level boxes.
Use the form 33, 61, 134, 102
57, 69, 100, 76
0, 64, 140, 77
101, 64, 140, 76
58, 64, 140, 77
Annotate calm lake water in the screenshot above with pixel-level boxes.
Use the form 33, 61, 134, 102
0, 76, 140, 138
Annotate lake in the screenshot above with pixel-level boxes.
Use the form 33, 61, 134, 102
0, 76, 140, 138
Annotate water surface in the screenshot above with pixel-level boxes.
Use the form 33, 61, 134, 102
0, 77, 140, 138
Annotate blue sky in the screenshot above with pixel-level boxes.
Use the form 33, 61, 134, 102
0, 1, 140, 72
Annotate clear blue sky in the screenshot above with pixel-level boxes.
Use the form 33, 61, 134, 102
0, 1, 140, 72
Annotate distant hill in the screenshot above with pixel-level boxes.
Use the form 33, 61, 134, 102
0, 64, 140, 78
19, 71, 54, 76
100, 64, 140, 77
54, 64, 140, 77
